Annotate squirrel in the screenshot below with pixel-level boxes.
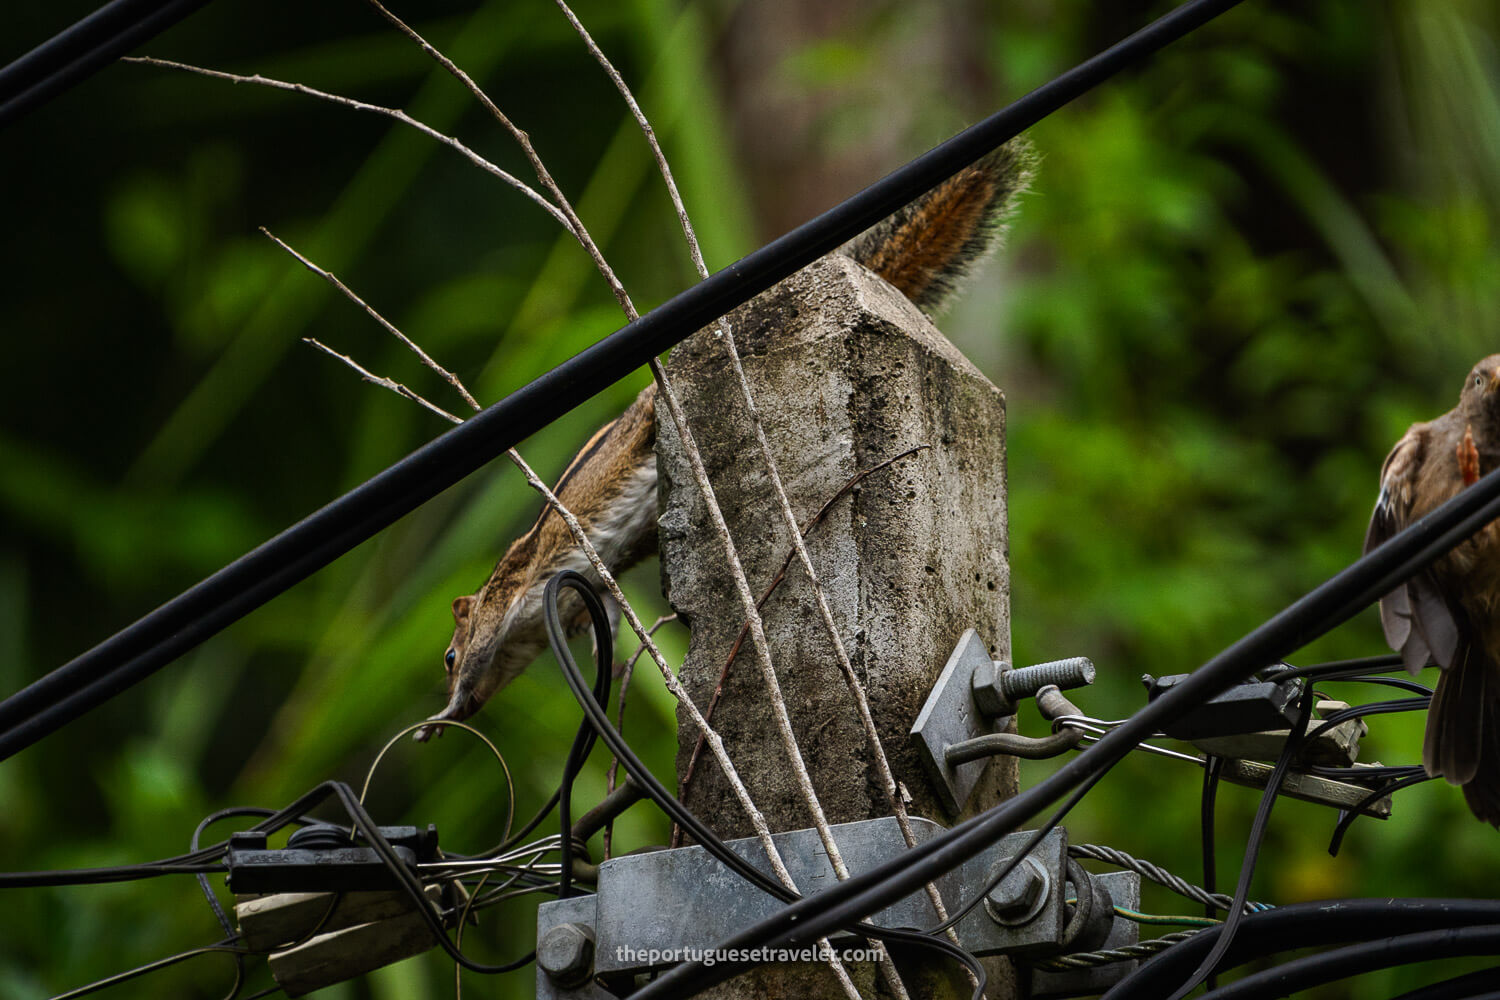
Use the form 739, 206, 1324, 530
417, 139, 1036, 738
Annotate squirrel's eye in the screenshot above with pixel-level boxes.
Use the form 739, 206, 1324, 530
444, 649, 457, 671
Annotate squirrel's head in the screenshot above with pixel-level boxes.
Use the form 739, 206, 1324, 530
414, 560, 550, 742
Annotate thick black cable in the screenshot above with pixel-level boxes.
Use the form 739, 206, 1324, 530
1308, 697, 1429, 741
325, 779, 537, 974
0, 783, 333, 889
0, 0, 216, 129
1277, 654, 1408, 680
630, 451, 1500, 999
189, 807, 276, 988
0, 861, 224, 887
1159, 683, 1314, 1000
1387, 965, 1500, 1000
1105, 900, 1500, 998
1320, 674, 1433, 696
0, 0, 1249, 764
1195, 925, 1500, 1000
545, 573, 612, 899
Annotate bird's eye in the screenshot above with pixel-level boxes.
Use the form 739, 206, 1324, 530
1477, 374, 1485, 388
444, 649, 457, 672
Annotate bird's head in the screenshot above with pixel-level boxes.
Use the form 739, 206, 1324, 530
1460, 354, 1500, 423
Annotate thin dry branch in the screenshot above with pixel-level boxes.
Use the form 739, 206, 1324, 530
363, 0, 638, 321
122, 56, 568, 229
351, 12, 868, 992
603, 612, 677, 861
583, 25, 957, 990
303, 338, 464, 425
263, 228, 480, 411
553, 0, 706, 274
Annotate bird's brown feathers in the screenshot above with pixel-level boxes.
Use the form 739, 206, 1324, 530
1367, 353, 1500, 824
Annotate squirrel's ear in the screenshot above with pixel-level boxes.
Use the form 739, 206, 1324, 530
452, 595, 474, 623
842, 136, 1036, 317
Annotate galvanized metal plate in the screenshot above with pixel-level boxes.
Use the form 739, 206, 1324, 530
590, 817, 1067, 974
535, 895, 617, 1000
910, 628, 1012, 815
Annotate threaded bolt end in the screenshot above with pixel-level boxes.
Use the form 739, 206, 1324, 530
998, 657, 1095, 701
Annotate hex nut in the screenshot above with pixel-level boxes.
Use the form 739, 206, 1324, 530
984, 856, 1050, 926
538, 922, 596, 987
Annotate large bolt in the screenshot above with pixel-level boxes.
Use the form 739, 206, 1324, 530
1000, 657, 1095, 702
538, 922, 596, 987
975, 657, 1095, 716
984, 856, 1049, 925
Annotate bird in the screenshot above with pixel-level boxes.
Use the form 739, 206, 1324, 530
1366, 353, 1500, 825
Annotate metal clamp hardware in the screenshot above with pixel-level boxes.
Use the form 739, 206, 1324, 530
913, 630, 1098, 814
534, 818, 1144, 1000
1142, 672, 1305, 740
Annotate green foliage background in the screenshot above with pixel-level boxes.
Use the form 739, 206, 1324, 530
2, 1, 1499, 996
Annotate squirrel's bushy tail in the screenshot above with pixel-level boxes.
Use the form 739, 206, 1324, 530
841, 137, 1035, 316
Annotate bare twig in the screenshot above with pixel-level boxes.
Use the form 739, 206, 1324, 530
263, 228, 480, 411
362, 1, 637, 320
122, 56, 569, 230
603, 613, 676, 861
580, 21, 954, 991
173, 14, 881, 990
553, 0, 705, 273
679, 444, 930, 793
303, 338, 464, 425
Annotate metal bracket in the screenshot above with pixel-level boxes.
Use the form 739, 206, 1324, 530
1191, 699, 1366, 766
536, 817, 1073, 999
225, 825, 440, 894
1143, 672, 1304, 740
911, 629, 1011, 815
913, 630, 1097, 814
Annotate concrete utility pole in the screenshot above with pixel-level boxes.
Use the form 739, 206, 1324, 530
657, 254, 1016, 998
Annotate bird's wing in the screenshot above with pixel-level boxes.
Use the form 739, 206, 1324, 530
1366, 424, 1462, 671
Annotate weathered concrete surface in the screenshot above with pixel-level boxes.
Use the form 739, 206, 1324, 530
656, 254, 1014, 998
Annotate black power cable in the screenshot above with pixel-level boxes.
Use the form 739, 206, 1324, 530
1104, 899, 1500, 999
1158, 683, 1315, 1000
547, 573, 612, 900
1199, 752, 1222, 978
1309, 696, 1430, 741
1326, 772, 1434, 856
1387, 965, 1500, 1000
0, 0, 216, 128
0, 0, 1249, 763
1195, 925, 1500, 1000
